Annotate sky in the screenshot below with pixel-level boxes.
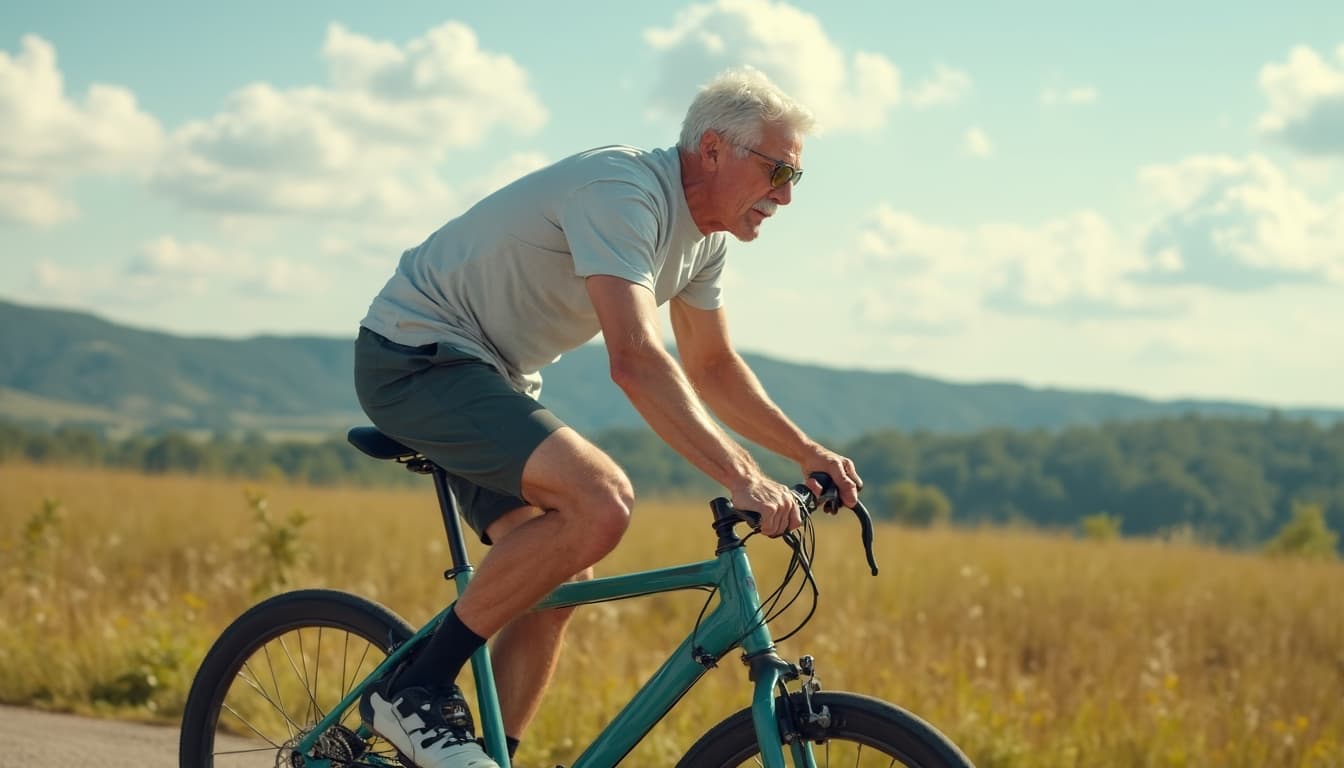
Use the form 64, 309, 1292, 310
2, 1, 1343, 408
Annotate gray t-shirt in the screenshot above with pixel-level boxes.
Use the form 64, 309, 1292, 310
360, 145, 727, 398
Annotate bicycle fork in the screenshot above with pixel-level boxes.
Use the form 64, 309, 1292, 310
746, 651, 828, 768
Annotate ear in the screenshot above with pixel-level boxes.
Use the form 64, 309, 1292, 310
698, 129, 723, 171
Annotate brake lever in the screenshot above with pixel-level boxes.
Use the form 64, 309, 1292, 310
850, 499, 879, 576
806, 472, 879, 576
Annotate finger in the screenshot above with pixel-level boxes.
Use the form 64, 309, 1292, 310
834, 462, 861, 505
832, 469, 859, 507
844, 458, 864, 491
764, 508, 783, 537
805, 476, 823, 498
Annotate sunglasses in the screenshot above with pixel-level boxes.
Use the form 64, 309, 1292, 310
739, 145, 803, 188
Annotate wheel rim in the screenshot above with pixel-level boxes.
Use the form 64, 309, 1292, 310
206, 624, 403, 767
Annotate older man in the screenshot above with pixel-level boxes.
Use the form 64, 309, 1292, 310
353, 67, 862, 768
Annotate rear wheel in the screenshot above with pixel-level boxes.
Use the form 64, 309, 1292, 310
179, 589, 416, 767
678, 691, 974, 767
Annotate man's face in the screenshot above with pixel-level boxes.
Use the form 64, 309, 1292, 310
709, 124, 803, 242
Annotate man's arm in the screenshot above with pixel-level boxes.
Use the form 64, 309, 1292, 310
586, 275, 800, 536
671, 297, 863, 507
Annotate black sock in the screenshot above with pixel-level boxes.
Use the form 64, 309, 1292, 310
506, 737, 520, 760
396, 608, 486, 690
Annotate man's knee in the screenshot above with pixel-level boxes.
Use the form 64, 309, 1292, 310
583, 471, 633, 559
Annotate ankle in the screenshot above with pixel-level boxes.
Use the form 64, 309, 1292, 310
398, 608, 487, 689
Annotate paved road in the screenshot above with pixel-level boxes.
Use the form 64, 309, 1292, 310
1, 705, 181, 767
1, 706, 274, 767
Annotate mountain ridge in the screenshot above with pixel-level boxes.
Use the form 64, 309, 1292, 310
2, 298, 1339, 438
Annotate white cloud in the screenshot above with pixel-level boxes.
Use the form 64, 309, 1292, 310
844, 151, 1344, 338
119, 236, 328, 299
909, 64, 972, 108
1257, 43, 1344, 154
1040, 85, 1099, 106
132, 236, 244, 278
965, 127, 993, 157
1138, 154, 1344, 287
152, 22, 547, 223
845, 204, 1156, 334
848, 207, 974, 332
0, 35, 164, 226
644, 0, 906, 133
250, 258, 327, 297
980, 212, 1152, 313
0, 181, 78, 228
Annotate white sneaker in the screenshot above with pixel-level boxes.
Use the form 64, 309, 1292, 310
359, 680, 499, 768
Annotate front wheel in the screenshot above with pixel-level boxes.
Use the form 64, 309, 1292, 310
179, 589, 416, 768
678, 691, 974, 767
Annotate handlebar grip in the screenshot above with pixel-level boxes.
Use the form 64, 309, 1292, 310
711, 475, 879, 576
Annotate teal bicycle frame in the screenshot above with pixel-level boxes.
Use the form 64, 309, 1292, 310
503, 545, 801, 767
291, 467, 820, 768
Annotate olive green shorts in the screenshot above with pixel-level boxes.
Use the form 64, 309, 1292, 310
353, 326, 567, 543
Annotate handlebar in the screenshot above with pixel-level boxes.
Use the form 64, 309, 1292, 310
710, 472, 879, 576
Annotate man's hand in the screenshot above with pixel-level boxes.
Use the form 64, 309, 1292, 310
730, 475, 802, 537
801, 446, 864, 509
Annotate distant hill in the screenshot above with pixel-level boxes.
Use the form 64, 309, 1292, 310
2, 298, 1340, 439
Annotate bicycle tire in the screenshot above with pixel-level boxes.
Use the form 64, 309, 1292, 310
677, 690, 974, 768
179, 588, 416, 768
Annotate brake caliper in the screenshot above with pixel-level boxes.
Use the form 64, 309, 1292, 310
796, 655, 831, 730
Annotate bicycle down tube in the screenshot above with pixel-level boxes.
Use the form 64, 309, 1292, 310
536, 543, 798, 768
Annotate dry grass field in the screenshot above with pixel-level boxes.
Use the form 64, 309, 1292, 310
1, 462, 1341, 767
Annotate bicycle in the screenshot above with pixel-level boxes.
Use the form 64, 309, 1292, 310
179, 426, 975, 767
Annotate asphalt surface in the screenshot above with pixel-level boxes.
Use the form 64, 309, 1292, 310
0, 706, 272, 767
1, 705, 181, 767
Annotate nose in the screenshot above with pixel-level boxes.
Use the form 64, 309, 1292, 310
769, 179, 793, 206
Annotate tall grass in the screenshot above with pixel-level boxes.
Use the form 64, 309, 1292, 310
0, 462, 1340, 767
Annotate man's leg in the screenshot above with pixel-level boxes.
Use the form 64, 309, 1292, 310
480, 507, 594, 741
451, 427, 632, 638
361, 428, 629, 767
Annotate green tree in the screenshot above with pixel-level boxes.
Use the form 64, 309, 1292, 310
142, 433, 208, 474
1264, 501, 1338, 559
874, 481, 951, 527
1079, 513, 1122, 541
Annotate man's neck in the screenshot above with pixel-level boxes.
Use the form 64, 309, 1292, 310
678, 147, 721, 236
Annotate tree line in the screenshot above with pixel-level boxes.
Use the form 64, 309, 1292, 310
3, 414, 1341, 551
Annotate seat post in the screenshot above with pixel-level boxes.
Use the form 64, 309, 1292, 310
429, 467, 474, 579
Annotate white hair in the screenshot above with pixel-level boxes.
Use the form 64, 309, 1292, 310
678, 67, 815, 156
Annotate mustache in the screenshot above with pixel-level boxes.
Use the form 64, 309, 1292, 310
753, 200, 779, 215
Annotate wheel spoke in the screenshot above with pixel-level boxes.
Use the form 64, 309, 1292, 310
238, 658, 304, 735
219, 700, 282, 748
313, 627, 323, 724
213, 743, 284, 756
338, 632, 377, 729
260, 642, 293, 741
340, 629, 351, 701
279, 633, 326, 724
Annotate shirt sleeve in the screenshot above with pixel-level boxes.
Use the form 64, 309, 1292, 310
677, 234, 727, 310
558, 180, 659, 291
